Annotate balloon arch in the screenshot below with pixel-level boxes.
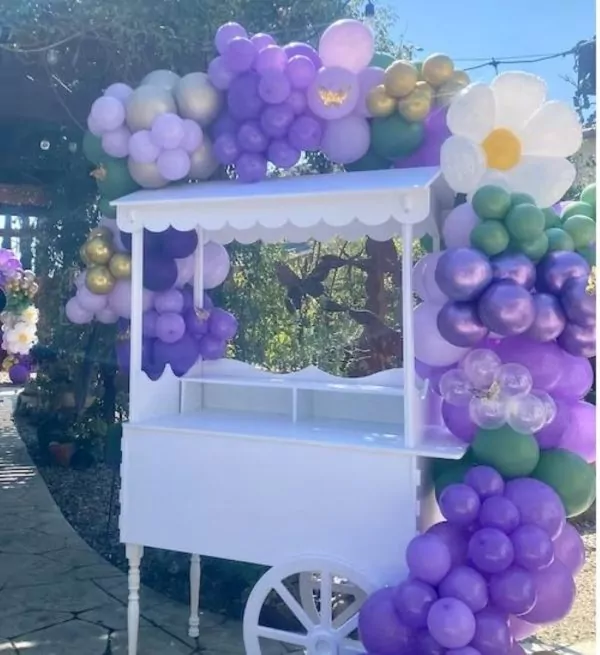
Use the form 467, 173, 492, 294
66, 17, 595, 655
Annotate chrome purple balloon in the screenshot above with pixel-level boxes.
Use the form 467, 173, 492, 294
536, 251, 590, 294
560, 276, 596, 326
437, 301, 489, 347
491, 252, 536, 289
478, 281, 535, 336
435, 248, 493, 302
524, 292, 567, 342
557, 321, 596, 358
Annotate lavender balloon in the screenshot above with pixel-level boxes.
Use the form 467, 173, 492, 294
129, 130, 160, 163
76, 286, 108, 313
208, 56, 235, 91
356, 65, 385, 117
438, 565, 488, 613
321, 115, 370, 164
65, 298, 93, 325
427, 598, 476, 649
154, 289, 184, 314
441, 202, 479, 249
255, 45, 288, 74
227, 72, 264, 121
435, 248, 492, 302
203, 242, 231, 289
104, 82, 133, 101
283, 42, 321, 69
521, 560, 576, 624
536, 251, 590, 294
559, 400, 596, 462
489, 566, 537, 615
215, 22, 248, 55
224, 37, 257, 73
156, 312, 186, 343
437, 301, 488, 347
392, 579, 437, 629
258, 70, 291, 104
288, 114, 323, 151
552, 522, 586, 575
524, 292, 567, 342
151, 113, 185, 149
268, 140, 301, 168
406, 534, 452, 584
491, 252, 536, 289
90, 96, 125, 132
287, 55, 317, 89
251, 33, 275, 51
180, 120, 204, 153
102, 126, 131, 158
307, 67, 360, 120
157, 149, 191, 181
478, 281, 535, 336
318, 19, 374, 73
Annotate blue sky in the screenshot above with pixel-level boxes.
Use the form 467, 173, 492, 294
393, 0, 595, 103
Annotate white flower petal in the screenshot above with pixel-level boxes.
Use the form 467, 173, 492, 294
466, 170, 510, 202
447, 83, 496, 142
520, 101, 583, 157
440, 136, 487, 194
504, 155, 576, 208
491, 71, 547, 131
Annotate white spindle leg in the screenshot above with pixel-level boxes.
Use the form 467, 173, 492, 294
126, 544, 144, 655
189, 554, 202, 638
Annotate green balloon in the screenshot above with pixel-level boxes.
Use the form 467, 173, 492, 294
532, 449, 596, 518
578, 244, 596, 266
545, 228, 575, 252
542, 207, 562, 229
580, 183, 596, 212
420, 235, 434, 253
472, 186, 512, 220
96, 158, 140, 201
98, 196, 117, 219
562, 214, 596, 249
561, 200, 594, 221
434, 459, 474, 501
370, 52, 396, 68
505, 204, 545, 241
370, 114, 424, 160
470, 221, 510, 256
510, 192, 536, 207
345, 148, 390, 172
517, 232, 549, 262
82, 131, 105, 165
471, 425, 540, 478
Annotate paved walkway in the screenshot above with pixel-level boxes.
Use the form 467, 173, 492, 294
0, 390, 594, 655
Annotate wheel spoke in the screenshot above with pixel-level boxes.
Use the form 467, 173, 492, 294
256, 626, 309, 647
340, 637, 366, 654
336, 613, 359, 638
273, 581, 314, 631
320, 568, 332, 627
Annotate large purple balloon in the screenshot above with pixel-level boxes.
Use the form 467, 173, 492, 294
560, 275, 596, 326
504, 478, 566, 540
511, 524, 555, 571
406, 534, 452, 585
494, 337, 563, 392
396, 108, 451, 169
427, 598, 476, 649
439, 484, 481, 526
435, 248, 493, 302
489, 566, 537, 615
358, 588, 416, 655
559, 400, 596, 462
392, 579, 438, 629
479, 496, 520, 534
199, 334, 227, 359
154, 333, 201, 377
214, 133, 241, 165
223, 37, 257, 73
520, 560, 576, 624
438, 565, 488, 613
468, 528, 515, 574
524, 293, 567, 342
129, 130, 161, 164
536, 251, 590, 294
509, 615, 537, 641
536, 398, 569, 449
442, 401, 477, 443
437, 301, 489, 347
491, 252, 536, 289
415, 630, 447, 655
477, 281, 535, 336
227, 72, 264, 121
162, 227, 199, 259
65, 297, 93, 325
208, 308, 238, 340
552, 521, 586, 575
156, 312, 186, 343
470, 609, 513, 655
464, 466, 505, 499
143, 253, 178, 292
550, 351, 593, 400
426, 521, 469, 567
557, 321, 596, 358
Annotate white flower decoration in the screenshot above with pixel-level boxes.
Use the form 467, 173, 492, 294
21, 306, 39, 326
4, 322, 37, 355
440, 71, 583, 208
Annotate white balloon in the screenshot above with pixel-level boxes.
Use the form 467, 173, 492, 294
447, 82, 495, 142
413, 252, 447, 303
504, 155, 576, 209
490, 71, 547, 132
442, 203, 479, 249
174, 255, 195, 288
520, 100, 583, 157
440, 135, 486, 194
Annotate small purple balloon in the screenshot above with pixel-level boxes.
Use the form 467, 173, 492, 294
258, 69, 292, 104
208, 308, 238, 340
479, 496, 520, 534
76, 285, 108, 313
358, 588, 416, 655
199, 335, 227, 359
442, 401, 477, 442
65, 298, 93, 325
180, 119, 204, 153
156, 312, 186, 344
520, 559, 576, 624
267, 140, 301, 168
437, 301, 489, 347
504, 478, 566, 540
406, 534, 452, 585
227, 72, 264, 121
283, 42, 321, 69
236, 152, 268, 183
155, 332, 201, 377
154, 289, 184, 314
489, 566, 537, 615
477, 281, 535, 336
237, 121, 269, 153
491, 252, 536, 289
104, 82, 133, 101
560, 276, 596, 326
552, 521, 586, 575
536, 251, 590, 294
102, 126, 131, 158
215, 22, 248, 55
223, 36, 257, 73
288, 115, 323, 151
524, 292, 567, 342
254, 45, 288, 74
439, 484, 481, 526
438, 565, 488, 613
129, 130, 160, 163
157, 149, 191, 181
260, 103, 295, 138
468, 528, 515, 574
435, 248, 493, 302
464, 466, 505, 499
213, 133, 241, 165
470, 609, 513, 655
511, 523, 555, 571
250, 33, 275, 51
286, 55, 317, 89
427, 598, 476, 649
392, 579, 438, 629
151, 113, 185, 149
286, 89, 308, 114
9, 364, 30, 385
426, 521, 469, 567
558, 321, 596, 357
208, 56, 235, 91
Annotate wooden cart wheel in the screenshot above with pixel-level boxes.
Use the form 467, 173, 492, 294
243, 557, 375, 655
298, 572, 368, 627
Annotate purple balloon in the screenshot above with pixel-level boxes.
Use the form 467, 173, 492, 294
211, 113, 238, 140
478, 281, 535, 336
438, 566, 488, 613
561, 276, 596, 326
268, 140, 301, 168
437, 301, 489, 347
260, 103, 295, 138
504, 478, 566, 540
258, 69, 292, 104
427, 598, 476, 649
307, 66, 360, 120
447, 649, 482, 655
151, 113, 185, 149
157, 149, 191, 181
464, 466, 505, 499
491, 252, 536, 289
185, 308, 209, 338
90, 96, 125, 132
551, 351, 593, 399
321, 115, 370, 164
286, 89, 308, 115
9, 364, 30, 385
559, 400, 596, 462
286, 55, 317, 89
104, 83, 133, 101
426, 521, 469, 567
236, 152, 267, 183
223, 36, 257, 73
143, 253, 178, 292
102, 126, 131, 158
76, 285, 108, 313
213, 133, 241, 165
156, 312, 186, 343
254, 45, 288, 74
468, 528, 515, 574
536, 398, 569, 449
557, 320, 596, 358
288, 115, 323, 151
251, 33, 275, 51
199, 335, 227, 359
552, 521, 586, 575
406, 534, 452, 585
520, 560, 576, 624
208, 56, 235, 91
65, 297, 93, 325
154, 332, 201, 377
180, 119, 204, 153
396, 108, 451, 169
154, 288, 184, 314
237, 121, 269, 153
442, 401, 477, 442
439, 484, 481, 526
509, 615, 537, 641
524, 292, 567, 342
358, 588, 416, 655
356, 66, 386, 117
511, 523, 555, 571
203, 242, 231, 289
489, 566, 537, 615
415, 630, 447, 655
494, 336, 563, 392
435, 248, 493, 302
215, 22, 248, 55
227, 72, 264, 121
143, 310, 159, 337
536, 251, 590, 294
392, 579, 438, 629
470, 609, 513, 655
479, 496, 520, 534
129, 130, 161, 163
208, 308, 238, 340
283, 42, 321, 69
162, 227, 199, 260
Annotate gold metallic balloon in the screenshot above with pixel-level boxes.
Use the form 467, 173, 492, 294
189, 137, 220, 180
384, 60, 419, 99
86, 266, 115, 295
421, 53, 455, 88
23, 270, 35, 282
175, 73, 223, 127
84, 237, 113, 265
140, 69, 181, 92
108, 253, 132, 280
415, 80, 434, 100
452, 70, 471, 86
89, 226, 114, 243
127, 159, 169, 189
125, 86, 177, 132
366, 85, 397, 117
435, 73, 471, 107
397, 86, 433, 122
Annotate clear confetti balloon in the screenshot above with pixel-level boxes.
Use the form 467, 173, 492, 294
506, 394, 547, 434
439, 369, 472, 407
469, 396, 507, 429
530, 389, 558, 425
495, 363, 533, 398
461, 348, 502, 390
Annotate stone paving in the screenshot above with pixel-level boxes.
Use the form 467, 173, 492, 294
0, 389, 595, 655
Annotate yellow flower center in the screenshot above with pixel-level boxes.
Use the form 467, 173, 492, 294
481, 128, 522, 171
17, 333, 30, 344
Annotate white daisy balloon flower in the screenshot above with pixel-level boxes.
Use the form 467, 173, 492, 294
440, 71, 583, 208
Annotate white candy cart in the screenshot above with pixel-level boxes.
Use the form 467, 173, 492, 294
114, 167, 466, 655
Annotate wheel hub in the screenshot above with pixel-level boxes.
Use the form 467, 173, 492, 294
308, 629, 340, 655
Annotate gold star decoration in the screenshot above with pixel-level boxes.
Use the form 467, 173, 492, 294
585, 266, 596, 296
318, 87, 349, 107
